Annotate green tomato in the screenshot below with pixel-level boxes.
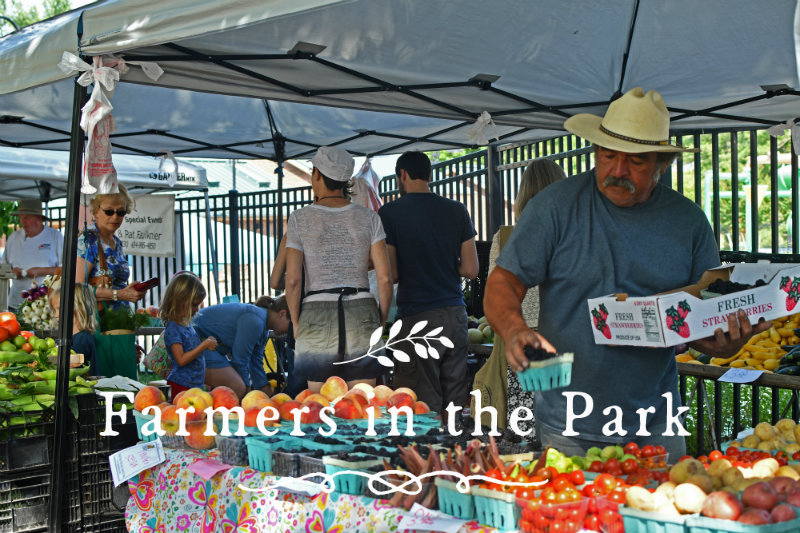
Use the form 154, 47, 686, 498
45, 338, 56, 348
33, 339, 47, 351
13, 335, 26, 348
28, 335, 39, 345
0, 340, 16, 351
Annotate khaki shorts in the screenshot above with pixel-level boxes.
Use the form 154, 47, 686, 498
294, 298, 384, 382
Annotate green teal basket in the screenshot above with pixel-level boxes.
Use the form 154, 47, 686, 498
516, 353, 574, 392
323, 455, 383, 495
685, 507, 800, 533
245, 437, 274, 473
132, 410, 158, 442
472, 487, 519, 531
435, 478, 474, 520
620, 505, 689, 533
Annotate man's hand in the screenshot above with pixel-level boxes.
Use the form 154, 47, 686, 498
504, 326, 557, 373
689, 309, 771, 358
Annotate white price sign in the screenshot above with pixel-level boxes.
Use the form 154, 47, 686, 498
718, 368, 764, 384
118, 195, 175, 257
396, 502, 467, 533
109, 439, 166, 486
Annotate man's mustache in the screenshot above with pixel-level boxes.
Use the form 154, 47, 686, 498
603, 176, 636, 193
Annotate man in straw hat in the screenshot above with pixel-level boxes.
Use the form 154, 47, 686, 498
484, 88, 770, 457
0, 199, 64, 311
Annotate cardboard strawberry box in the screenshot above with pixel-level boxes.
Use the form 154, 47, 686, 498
587, 264, 800, 347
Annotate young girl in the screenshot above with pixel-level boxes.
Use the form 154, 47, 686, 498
50, 283, 100, 375
159, 273, 217, 397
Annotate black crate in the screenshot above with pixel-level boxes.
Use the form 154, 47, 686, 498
77, 393, 139, 458
0, 409, 78, 473
81, 517, 127, 533
0, 462, 82, 533
79, 454, 130, 526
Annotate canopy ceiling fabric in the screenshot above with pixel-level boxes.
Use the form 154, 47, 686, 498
0, 146, 208, 200
0, 0, 799, 161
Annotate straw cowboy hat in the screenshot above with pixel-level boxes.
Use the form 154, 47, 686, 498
564, 87, 697, 153
11, 199, 48, 219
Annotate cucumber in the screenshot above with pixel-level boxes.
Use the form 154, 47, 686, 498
775, 365, 800, 376
696, 354, 712, 364
780, 349, 800, 365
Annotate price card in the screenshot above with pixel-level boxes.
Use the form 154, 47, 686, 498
397, 502, 467, 533
268, 477, 324, 497
719, 368, 764, 384
109, 439, 166, 487
189, 458, 232, 481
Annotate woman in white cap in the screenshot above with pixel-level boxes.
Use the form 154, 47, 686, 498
284, 146, 393, 393
0, 199, 64, 312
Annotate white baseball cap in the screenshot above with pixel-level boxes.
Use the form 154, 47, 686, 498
311, 146, 355, 182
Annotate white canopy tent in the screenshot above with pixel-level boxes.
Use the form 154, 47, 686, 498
0, 0, 798, 161
0, 146, 208, 200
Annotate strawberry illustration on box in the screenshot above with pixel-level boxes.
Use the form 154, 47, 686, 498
780, 276, 800, 311
665, 301, 691, 338
591, 304, 612, 339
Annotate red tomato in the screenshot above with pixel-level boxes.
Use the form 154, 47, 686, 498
552, 475, 573, 493
564, 519, 579, 533
582, 483, 600, 498
623, 442, 639, 455
519, 518, 531, 532
603, 458, 620, 472
792, 451, 800, 461
654, 445, 667, 456
584, 514, 600, 531
608, 489, 626, 504
20, 342, 32, 353
588, 461, 604, 473
593, 474, 617, 495
725, 446, 741, 457
640, 445, 657, 458
555, 490, 571, 504
696, 455, 708, 464
516, 487, 534, 500
0, 327, 7, 343
568, 470, 585, 486
0, 312, 16, 324
621, 458, 639, 474
19, 330, 33, 340
599, 508, 618, 527
3, 320, 21, 338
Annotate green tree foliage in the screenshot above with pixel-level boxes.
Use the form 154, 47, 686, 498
1, 0, 72, 30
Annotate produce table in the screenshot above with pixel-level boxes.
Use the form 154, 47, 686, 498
125, 447, 499, 533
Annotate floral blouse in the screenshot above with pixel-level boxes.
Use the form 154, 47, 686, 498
76, 224, 131, 309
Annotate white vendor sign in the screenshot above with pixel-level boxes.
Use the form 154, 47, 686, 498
118, 195, 175, 257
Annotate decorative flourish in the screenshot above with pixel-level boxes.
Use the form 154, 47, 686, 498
239, 468, 545, 497
334, 319, 454, 368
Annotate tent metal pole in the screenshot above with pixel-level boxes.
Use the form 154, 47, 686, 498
486, 143, 502, 237
48, 74, 86, 533
204, 189, 221, 302
229, 189, 241, 298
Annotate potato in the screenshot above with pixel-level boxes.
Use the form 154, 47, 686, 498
728, 440, 743, 447
655, 481, 677, 502
670, 458, 706, 484
626, 485, 656, 511
686, 474, 714, 494
776, 418, 796, 433
751, 458, 780, 478
708, 458, 732, 477
758, 440, 778, 452
655, 502, 681, 516
712, 476, 723, 490
794, 424, 800, 444
722, 467, 744, 488
754, 422, 777, 441
782, 430, 797, 444
674, 483, 707, 514
742, 434, 761, 449
786, 443, 800, 454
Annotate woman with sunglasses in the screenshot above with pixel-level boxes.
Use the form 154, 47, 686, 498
76, 184, 146, 310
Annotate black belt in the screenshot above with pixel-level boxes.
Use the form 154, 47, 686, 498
304, 287, 370, 356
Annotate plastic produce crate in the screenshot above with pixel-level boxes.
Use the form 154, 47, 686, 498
132, 411, 158, 443
686, 509, 800, 533
297, 454, 326, 483
0, 461, 82, 533
215, 436, 248, 466
0, 408, 78, 473
78, 455, 131, 532
620, 505, 690, 533
322, 455, 383, 495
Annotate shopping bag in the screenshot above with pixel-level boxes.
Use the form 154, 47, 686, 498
94, 330, 138, 380
144, 332, 171, 380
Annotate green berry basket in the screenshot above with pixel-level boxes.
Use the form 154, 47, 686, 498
245, 437, 275, 473
323, 454, 383, 495
132, 410, 158, 442
472, 487, 520, 531
516, 353, 574, 392
435, 478, 475, 520
619, 505, 690, 533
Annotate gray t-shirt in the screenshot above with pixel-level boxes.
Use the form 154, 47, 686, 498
286, 203, 385, 303
497, 170, 720, 441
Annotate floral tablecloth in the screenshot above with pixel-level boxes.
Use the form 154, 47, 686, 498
125, 448, 500, 533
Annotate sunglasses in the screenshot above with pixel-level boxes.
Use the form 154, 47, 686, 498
102, 208, 127, 217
